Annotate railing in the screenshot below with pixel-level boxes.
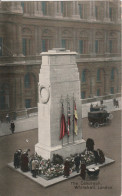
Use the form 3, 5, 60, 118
81, 93, 121, 104
0, 107, 38, 122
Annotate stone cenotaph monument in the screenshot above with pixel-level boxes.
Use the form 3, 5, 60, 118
35, 48, 86, 160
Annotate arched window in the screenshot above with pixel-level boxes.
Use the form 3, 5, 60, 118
24, 73, 30, 88
61, 29, 73, 51
95, 31, 104, 54
42, 29, 54, 52
81, 70, 86, 83
97, 69, 100, 81
79, 31, 89, 54
111, 68, 114, 80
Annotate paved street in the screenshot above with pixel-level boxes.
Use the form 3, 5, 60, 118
0, 110, 121, 196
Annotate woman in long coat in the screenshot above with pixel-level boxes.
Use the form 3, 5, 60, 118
21, 152, 29, 172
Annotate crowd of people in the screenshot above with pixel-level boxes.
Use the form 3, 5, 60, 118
13, 138, 104, 180
14, 149, 39, 178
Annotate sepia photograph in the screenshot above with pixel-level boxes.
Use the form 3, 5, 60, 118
0, 0, 121, 196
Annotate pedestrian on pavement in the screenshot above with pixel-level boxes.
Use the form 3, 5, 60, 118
116, 100, 119, 108
6, 113, 10, 123
10, 121, 15, 134
100, 100, 103, 105
74, 154, 81, 173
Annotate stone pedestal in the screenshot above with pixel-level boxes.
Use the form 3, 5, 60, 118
35, 48, 86, 160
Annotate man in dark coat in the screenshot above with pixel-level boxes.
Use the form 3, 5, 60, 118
80, 163, 86, 180
86, 138, 95, 151
74, 154, 81, 173
14, 151, 20, 168
10, 121, 15, 134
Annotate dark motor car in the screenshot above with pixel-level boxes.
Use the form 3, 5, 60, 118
88, 105, 113, 128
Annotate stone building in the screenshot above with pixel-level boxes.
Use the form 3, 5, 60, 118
0, 1, 121, 116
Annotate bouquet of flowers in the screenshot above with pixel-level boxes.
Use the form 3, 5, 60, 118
81, 150, 95, 166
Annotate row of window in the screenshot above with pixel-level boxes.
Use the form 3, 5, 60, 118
81, 68, 117, 83
22, 38, 117, 56
81, 87, 116, 99
21, 2, 116, 21
0, 37, 117, 56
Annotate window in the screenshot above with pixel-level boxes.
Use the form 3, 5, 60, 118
95, 39, 104, 54
95, 40, 98, 53
61, 2, 63, 14
110, 87, 114, 94
42, 39, 52, 52
111, 68, 114, 80
21, 2, 24, 11
95, 6, 98, 19
24, 73, 30, 88
25, 99, 31, 108
79, 40, 88, 54
81, 70, 86, 83
81, 91, 86, 99
97, 89, 100, 96
109, 40, 112, 53
42, 39, 46, 52
22, 38, 31, 55
61, 39, 66, 48
42, 2, 47, 15
22, 38, 26, 55
79, 4, 82, 18
79, 40, 83, 54
109, 7, 113, 20
0, 37, 3, 56
97, 69, 100, 81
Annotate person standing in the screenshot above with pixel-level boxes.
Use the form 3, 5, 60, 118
80, 163, 86, 180
10, 121, 15, 134
31, 159, 39, 178
14, 151, 20, 169
74, 154, 81, 173
21, 151, 29, 172
6, 113, 10, 123
64, 159, 70, 178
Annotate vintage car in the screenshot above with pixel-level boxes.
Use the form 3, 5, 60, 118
88, 105, 113, 128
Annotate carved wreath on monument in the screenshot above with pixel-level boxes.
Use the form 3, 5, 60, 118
40, 85, 50, 104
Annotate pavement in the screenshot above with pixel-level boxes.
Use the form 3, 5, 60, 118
0, 110, 121, 196
8, 157, 115, 188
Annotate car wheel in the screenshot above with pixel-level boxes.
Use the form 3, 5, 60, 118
94, 122, 99, 128
109, 113, 113, 120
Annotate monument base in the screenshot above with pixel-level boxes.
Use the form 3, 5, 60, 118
35, 139, 86, 160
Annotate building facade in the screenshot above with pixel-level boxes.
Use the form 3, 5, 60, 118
0, 1, 121, 115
